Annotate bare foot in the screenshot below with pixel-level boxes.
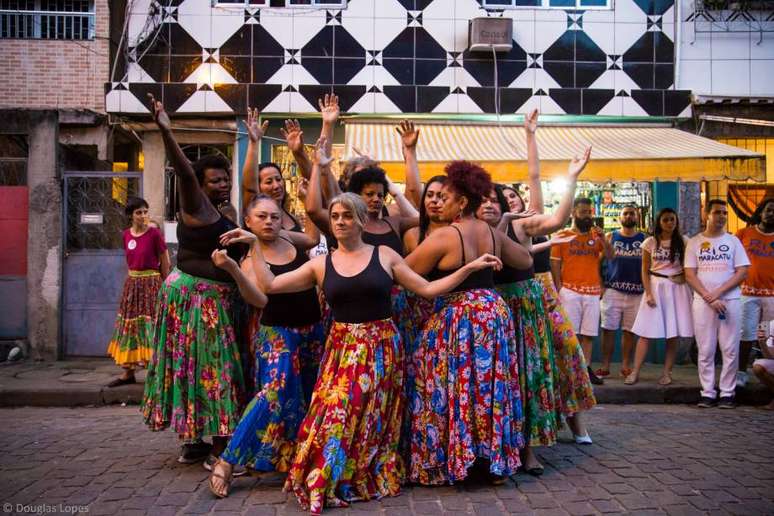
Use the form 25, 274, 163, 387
522, 446, 544, 475
758, 400, 774, 411
209, 460, 233, 498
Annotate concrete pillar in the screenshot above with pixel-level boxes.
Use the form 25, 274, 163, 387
679, 182, 702, 237
141, 130, 166, 225
26, 111, 61, 360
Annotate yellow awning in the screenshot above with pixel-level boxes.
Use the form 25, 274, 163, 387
343, 121, 766, 183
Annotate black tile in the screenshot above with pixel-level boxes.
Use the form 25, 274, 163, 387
298, 85, 333, 111
252, 56, 284, 83
414, 59, 446, 85
136, 54, 170, 83
220, 56, 251, 83
623, 62, 655, 89
169, 55, 202, 82
634, 0, 675, 16
654, 32, 674, 63
582, 88, 615, 114
543, 31, 575, 62
543, 61, 574, 88
220, 25, 251, 56
329, 85, 367, 112
163, 83, 197, 113
631, 89, 664, 115
334, 26, 365, 58
415, 0, 435, 8
416, 86, 449, 112
135, 23, 170, 56
623, 33, 654, 63
467, 87, 496, 112
499, 87, 533, 113
575, 62, 607, 88
333, 57, 366, 84
214, 84, 247, 113
415, 27, 447, 59
383, 27, 415, 58
169, 24, 201, 55
655, 63, 674, 89
383, 58, 414, 85
396, 0, 414, 8
129, 83, 162, 111
248, 84, 283, 112
253, 24, 285, 57
575, 31, 606, 62
664, 89, 691, 116
463, 59, 527, 87
303, 57, 334, 84
383, 85, 417, 112
549, 88, 582, 114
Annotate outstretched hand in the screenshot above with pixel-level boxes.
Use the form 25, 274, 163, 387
319, 94, 340, 124
396, 120, 419, 149
147, 93, 171, 131
219, 228, 257, 247
314, 136, 333, 167
524, 108, 539, 134
280, 119, 304, 152
568, 146, 592, 179
503, 209, 538, 221
548, 233, 576, 246
245, 108, 269, 143
296, 177, 309, 201
211, 249, 237, 272
468, 253, 503, 272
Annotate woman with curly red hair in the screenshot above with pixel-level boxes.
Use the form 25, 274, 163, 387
405, 161, 533, 485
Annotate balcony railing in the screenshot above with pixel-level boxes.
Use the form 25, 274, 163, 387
0, 9, 95, 40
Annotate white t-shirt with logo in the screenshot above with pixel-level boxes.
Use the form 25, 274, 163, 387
684, 233, 751, 300
642, 236, 689, 276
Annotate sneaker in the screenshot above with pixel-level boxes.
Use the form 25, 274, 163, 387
717, 396, 737, 409
587, 367, 604, 386
574, 433, 593, 445
203, 455, 247, 477
178, 441, 212, 464
594, 368, 611, 378
735, 371, 749, 388
697, 396, 717, 408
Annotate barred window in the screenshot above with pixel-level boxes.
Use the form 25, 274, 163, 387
0, 0, 95, 40
0, 135, 28, 187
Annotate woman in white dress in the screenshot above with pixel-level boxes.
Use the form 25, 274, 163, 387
626, 208, 693, 386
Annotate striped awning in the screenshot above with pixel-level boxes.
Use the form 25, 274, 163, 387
343, 120, 766, 182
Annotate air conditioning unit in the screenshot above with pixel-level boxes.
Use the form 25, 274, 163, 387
468, 18, 513, 53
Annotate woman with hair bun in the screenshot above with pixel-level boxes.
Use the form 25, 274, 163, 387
405, 160, 534, 486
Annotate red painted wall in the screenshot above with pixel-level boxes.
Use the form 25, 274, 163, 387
0, 186, 28, 276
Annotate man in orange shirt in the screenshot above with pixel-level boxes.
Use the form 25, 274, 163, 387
551, 197, 614, 385
736, 198, 774, 387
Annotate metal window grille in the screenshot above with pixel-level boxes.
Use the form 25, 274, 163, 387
0, 134, 28, 186
0, 0, 95, 40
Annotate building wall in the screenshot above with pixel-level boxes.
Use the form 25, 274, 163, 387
0, 0, 111, 112
107, 0, 692, 117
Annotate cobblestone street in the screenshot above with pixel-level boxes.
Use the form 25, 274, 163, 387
1, 405, 772, 516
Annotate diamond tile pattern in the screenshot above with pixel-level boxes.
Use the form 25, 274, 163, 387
107, 0, 690, 116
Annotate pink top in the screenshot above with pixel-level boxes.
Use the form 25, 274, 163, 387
123, 227, 166, 271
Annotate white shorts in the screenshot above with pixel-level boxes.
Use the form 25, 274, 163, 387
559, 288, 601, 337
740, 296, 774, 341
601, 289, 642, 332
631, 276, 694, 340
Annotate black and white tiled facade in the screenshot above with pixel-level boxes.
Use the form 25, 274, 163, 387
106, 0, 693, 116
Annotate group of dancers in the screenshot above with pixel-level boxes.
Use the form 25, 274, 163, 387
106, 94, 599, 515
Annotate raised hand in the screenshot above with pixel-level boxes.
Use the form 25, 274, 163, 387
211, 249, 238, 272
296, 177, 309, 201
548, 233, 576, 246
468, 253, 503, 272
314, 137, 333, 167
385, 173, 401, 197
147, 93, 171, 131
219, 228, 257, 247
244, 107, 269, 143
524, 108, 539, 134
319, 93, 340, 125
279, 119, 304, 153
396, 120, 419, 149
504, 209, 538, 220
568, 146, 592, 179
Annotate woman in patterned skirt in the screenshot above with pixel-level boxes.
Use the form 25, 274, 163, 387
405, 161, 533, 486
106, 196, 170, 388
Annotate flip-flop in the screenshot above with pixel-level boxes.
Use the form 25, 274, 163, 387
526, 465, 544, 477
208, 461, 232, 499
620, 368, 633, 378
658, 374, 673, 386
106, 377, 136, 388
623, 372, 638, 385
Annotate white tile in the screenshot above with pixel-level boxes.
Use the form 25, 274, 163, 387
209, 13, 248, 48
595, 95, 624, 116
423, 17, 456, 52
457, 93, 484, 113
262, 91, 291, 112
680, 28, 711, 60
513, 18, 535, 55
614, 21, 647, 55
677, 59, 710, 93
348, 91, 376, 113
711, 31, 751, 61
340, 10, 375, 50
293, 12, 328, 50
432, 93, 460, 113
496, 7, 535, 23
375, 17, 409, 51
534, 9, 567, 23
711, 59, 750, 96
176, 90, 207, 113
126, 13, 151, 47
613, 68, 641, 94
750, 61, 774, 95
539, 95, 565, 114
750, 34, 774, 60
588, 69, 615, 89
583, 22, 615, 56
510, 67, 535, 89
178, 0, 211, 18
455, 0, 489, 21
260, 8, 295, 49
614, 0, 646, 24
290, 92, 318, 112
423, 0, 454, 20
454, 18, 471, 53
582, 9, 616, 24
374, 0, 408, 19
455, 67, 482, 89
345, 0, 375, 17
532, 68, 561, 90
129, 0, 152, 15
176, 14, 212, 48
621, 95, 648, 116
204, 90, 233, 113
105, 90, 121, 113
515, 94, 540, 115
374, 65, 402, 87
662, 20, 675, 42
533, 20, 568, 54
374, 92, 403, 113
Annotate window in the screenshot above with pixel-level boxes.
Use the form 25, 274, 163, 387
214, 0, 346, 7
483, 0, 611, 9
0, 0, 95, 40
0, 135, 28, 186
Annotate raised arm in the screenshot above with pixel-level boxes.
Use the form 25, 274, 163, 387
280, 119, 312, 181
397, 120, 422, 208
211, 250, 268, 308
530, 232, 574, 254
241, 108, 270, 209
524, 109, 544, 213
495, 230, 533, 270
404, 227, 452, 275
385, 175, 419, 232
304, 137, 333, 236
319, 94, 339, 159
278, 178, 321, 251
250, 243, 319, 294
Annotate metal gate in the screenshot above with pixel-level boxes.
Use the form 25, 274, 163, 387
63, 171, 142, 356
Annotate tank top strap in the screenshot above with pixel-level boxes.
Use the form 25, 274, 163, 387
383, 217, 398, 238
488, 225, 497, 255
451, 224, 466, 264
367, 243, 381, 269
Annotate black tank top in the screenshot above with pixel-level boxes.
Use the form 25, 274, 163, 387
495, 223, 535, 284
177, 215, 248, 282
285, 210, 303, 233
260, 242, 321, 327
322, 246, 393, 323
427, 225, 495, 292
362, 218, 403, 255
533, 235, 551, 273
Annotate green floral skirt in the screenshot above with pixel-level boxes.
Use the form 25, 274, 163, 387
142, 268, 245, 440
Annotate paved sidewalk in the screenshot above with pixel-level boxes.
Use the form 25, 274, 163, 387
1, 405, 772, 515
0, 358, 770, 407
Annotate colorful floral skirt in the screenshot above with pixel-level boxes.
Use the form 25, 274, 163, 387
497, 279, 559, 448
410, 288, 524, 485
142, 268, 245, 440
107, 270, 161, 366
221, 322, 325, 472
284, 319, 403, 515
535, 272, 596, 417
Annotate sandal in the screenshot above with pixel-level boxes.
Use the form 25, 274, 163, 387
658, 373, 673, 386
623, 372, 639, 385
208, 459, 233, 499
619, 368, 633, 378
106, 377, 136, 388
594, 368, 610, 378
